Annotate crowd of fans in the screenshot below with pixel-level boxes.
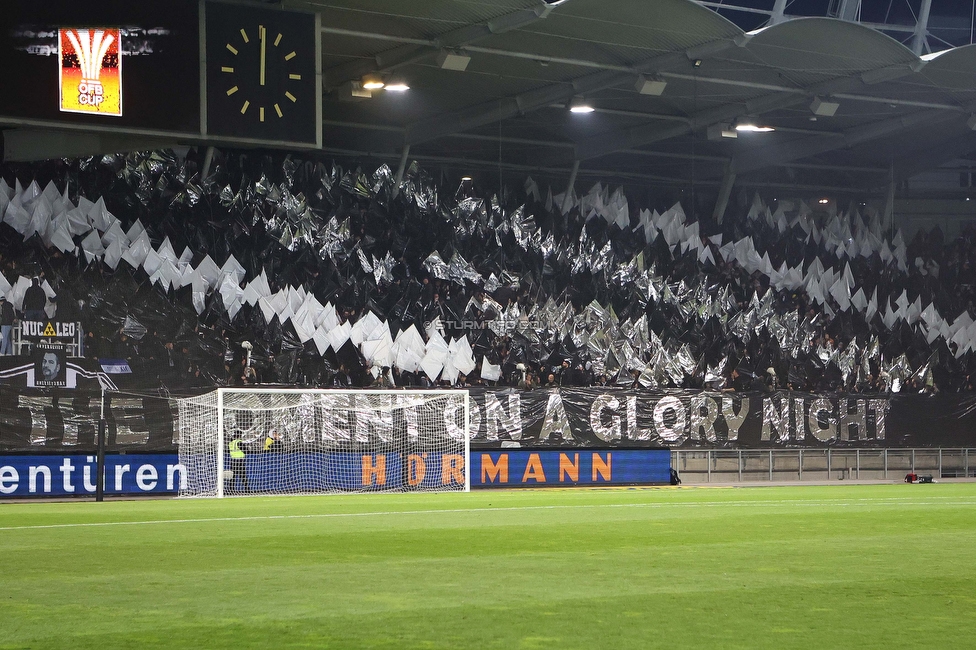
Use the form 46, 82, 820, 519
3, 149, 976, 395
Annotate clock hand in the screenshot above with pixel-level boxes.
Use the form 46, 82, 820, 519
259, 25, 266, 86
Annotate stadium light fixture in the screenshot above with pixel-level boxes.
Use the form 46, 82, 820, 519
384, 77, 410, 92
569, 96, 595, 113
457, 176, 476, 199
735, 124, 775, 133
734, 118, 774, 133
361, 74, 385, 90
707, 123, 737, 140
818, 198, 829, 204
338, 81, 372, 101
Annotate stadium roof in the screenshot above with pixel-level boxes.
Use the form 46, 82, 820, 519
287, 0, 976, 198
5, 0, 976, 201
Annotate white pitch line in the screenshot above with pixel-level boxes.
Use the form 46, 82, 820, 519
1, 497, 975, 532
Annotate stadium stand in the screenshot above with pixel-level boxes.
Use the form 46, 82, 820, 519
2, 149, 976, 395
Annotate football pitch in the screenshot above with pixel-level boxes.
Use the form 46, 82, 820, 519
2, 484, 975, 649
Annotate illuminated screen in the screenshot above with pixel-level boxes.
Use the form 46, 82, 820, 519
58, 28, 122, 116
0, 1, 198, 132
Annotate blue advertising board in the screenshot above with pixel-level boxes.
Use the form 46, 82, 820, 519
471, 449, 671, 488
0, 451, 468, 496
219, 452, 466, 493
0, 449, 671, 496
0, 454, 185, 497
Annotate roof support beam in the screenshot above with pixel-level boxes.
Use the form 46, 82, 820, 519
912, 0, 933, 55
1, 129, 174, 162
475, 49, 932, 108
321, 25, 942, 109
572, 86, 811, 162
696, 2, 772, 16
769, 0, 788, 25
563, 160, 580, 213
391, 144, 410, 199
891, 125, 976, 183
201, 146, 216, 180
404, 42, 737, 146
713, 161, 736, 224
727, 109, 962, 179
660, 71, 947, 110
320, 144, 870, 193
570, 59, 921, 162
883, 170, 895, 229
834, 0, 861, 22
850, 21, 914, 34
322, 1, 559, 88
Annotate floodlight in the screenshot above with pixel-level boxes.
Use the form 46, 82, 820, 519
735, 117, 774, 133
569, 96, 595, 113
361, 74, 385, 90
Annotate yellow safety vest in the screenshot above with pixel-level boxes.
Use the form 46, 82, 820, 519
229, 439, 245, 459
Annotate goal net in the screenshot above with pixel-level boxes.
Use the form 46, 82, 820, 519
176, 389, 470, 497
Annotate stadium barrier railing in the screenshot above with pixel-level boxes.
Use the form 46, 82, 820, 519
672, 448, 975, 483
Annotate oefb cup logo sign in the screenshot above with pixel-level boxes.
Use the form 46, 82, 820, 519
58, 28, 123, 116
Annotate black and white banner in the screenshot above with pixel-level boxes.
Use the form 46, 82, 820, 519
464, 389, 956, 448
0, 387, 177, 453
0, 387, 975, 454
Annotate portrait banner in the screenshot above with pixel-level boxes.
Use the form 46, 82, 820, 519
33, 342, 66, 388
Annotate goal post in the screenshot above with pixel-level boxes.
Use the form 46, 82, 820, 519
176, 388, 471, 498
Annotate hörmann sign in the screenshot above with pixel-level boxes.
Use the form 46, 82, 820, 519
471, 449, 671, 487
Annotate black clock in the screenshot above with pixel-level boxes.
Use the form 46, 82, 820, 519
205, 1, 318, 145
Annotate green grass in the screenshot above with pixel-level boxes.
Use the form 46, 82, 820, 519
2, 484, 976, 649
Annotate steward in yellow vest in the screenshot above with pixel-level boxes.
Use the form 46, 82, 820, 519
228, 432, 248, 493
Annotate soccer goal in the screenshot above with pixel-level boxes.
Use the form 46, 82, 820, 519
176, 388, 470, 497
